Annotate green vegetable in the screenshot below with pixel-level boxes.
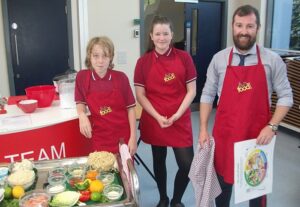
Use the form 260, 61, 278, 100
91, 192, 101, 202
0, 199, 19, 207
49, 191, 80, 206
4, 186, 12, 199
101, 194, 110, 203
74, 179, 89, 191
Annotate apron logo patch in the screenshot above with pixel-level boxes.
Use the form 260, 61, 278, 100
164, 73, 176, 82
237, 82, 252, 93
100, 106, 112, 116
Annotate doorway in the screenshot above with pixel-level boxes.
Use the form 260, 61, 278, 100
3, 0, 71, 95
185, 1, 225, 102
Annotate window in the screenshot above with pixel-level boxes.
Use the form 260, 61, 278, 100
271, 0, 300, 51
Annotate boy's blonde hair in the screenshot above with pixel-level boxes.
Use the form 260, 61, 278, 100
85, 36, 115, 69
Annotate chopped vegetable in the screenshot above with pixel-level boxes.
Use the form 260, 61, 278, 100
79, 190, 90, 202
49, 191, 80, 206
75, 179, 90, 191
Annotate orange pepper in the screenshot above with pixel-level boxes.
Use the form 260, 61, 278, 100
86, 170, 98, 180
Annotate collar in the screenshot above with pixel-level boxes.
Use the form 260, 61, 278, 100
233, 44, 257, 56
91, 69, 112, 81
154, 47, 172, 58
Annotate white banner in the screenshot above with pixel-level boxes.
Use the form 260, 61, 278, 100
234, 136, 276, 204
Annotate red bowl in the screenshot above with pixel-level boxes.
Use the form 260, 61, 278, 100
25, 85, 55, 108
17, 99, 38, 113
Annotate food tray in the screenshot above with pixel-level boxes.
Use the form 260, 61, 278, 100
0, 155, 139, 207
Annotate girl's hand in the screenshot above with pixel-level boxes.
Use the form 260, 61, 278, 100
78, 114, 92, 138
128, 136, 137, 156
167, 113, 180, 126
157, 115, 171, 128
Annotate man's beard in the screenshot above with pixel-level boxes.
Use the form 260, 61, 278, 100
233, 34, 257, 51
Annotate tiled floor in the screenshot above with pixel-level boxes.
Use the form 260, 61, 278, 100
135, 111, 300, 207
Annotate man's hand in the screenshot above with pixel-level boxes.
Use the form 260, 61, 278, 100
199, 130, 211, 148
256, 125, 275, 145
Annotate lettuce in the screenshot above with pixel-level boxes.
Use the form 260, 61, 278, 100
49, 191, 80, 207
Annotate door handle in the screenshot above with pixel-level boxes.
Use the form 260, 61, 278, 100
14, 34, 20, 66
185, 21, 191, 54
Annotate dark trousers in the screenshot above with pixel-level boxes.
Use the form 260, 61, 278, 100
216, 175, 267, 207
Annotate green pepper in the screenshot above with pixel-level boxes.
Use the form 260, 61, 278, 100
74, 179, 90, 191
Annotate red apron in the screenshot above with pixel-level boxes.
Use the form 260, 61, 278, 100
140, 50, 193, 147
213, 46, 271, 184
86, 71, 130, 153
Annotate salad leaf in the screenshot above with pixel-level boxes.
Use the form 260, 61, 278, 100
49, 191, 80, 206
0, 199, 19, 207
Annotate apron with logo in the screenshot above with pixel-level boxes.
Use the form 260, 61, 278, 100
213, 46, 271, 184
86, 71, 130, 153
140, 50, 193, 147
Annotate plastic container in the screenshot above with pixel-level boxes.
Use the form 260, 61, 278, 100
19, 189, 50, 207
25, 85, 55, 108
48, 173, 66, 186
0, 167, 8, 179
53, 69, 77, 92
0, 167, 9, 188
7, 170, 35, 190
48, 166, 66, 176
53, 71, 77, 109
67, 163, 85, 177
97, 172, 114, 186
103, 184, 123, 201
58, 77, 76, 109
46, 183, 66, 195
66, 174, 85, 189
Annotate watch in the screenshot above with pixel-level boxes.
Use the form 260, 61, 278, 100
268, 123, 278, 132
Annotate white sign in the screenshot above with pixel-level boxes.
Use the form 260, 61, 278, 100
234, 137, 276, 204
175, 0, 198, 3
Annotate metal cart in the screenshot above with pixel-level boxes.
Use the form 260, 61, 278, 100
1, 155, 140, 207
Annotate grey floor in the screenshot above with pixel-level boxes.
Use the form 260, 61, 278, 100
135, 111, 300, 207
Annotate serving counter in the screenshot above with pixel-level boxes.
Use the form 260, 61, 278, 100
0, 100, 92, 163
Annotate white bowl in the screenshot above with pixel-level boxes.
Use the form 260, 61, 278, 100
46, 184, 66, 195
7, 170, 35, 190
103, 184, 123, 201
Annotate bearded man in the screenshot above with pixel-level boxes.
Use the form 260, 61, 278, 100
198, 4, 293, 207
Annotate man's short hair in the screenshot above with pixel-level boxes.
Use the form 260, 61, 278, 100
232, 5, 260, 26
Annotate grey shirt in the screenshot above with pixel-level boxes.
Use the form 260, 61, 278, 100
200, 44, 293, 107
